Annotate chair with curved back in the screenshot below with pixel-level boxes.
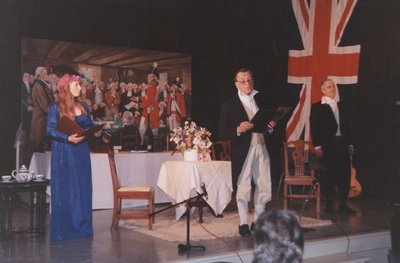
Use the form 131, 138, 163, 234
283, 140, 320, 218
211, 140, 231, 161
107, 150, 155, 230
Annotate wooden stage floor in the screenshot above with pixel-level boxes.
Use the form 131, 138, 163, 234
1, 194, 398, 263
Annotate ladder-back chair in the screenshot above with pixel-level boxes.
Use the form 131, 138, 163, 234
283, 140, 320, 218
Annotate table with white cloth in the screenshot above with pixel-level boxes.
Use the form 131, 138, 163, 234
157, 160, 233, 219
29, 151, 183, 209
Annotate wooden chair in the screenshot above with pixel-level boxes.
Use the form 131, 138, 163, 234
119, 125, 140, 150
211, 140, 231, 161
283, 140, 320, 218
107, 150, 155, 230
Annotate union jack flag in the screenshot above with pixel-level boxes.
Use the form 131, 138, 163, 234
286, 0, 361, 142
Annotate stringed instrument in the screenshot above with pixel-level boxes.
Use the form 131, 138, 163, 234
348, 156, 362, 198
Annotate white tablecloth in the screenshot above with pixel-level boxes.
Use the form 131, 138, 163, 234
157, 160, 233, 219
29, 151, 183, 209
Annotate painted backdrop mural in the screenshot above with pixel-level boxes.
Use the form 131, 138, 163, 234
19, 37, 192, 165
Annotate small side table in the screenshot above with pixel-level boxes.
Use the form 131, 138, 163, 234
0, 179, 50, 235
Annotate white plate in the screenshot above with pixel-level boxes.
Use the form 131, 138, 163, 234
33, 179, 46, 182
1, 180, 13, 183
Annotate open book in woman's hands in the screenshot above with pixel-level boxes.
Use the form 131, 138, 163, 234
56, 116, 104, 138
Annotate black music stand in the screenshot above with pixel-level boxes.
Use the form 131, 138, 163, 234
149, 188, 207, 255
299, 178, 319, 233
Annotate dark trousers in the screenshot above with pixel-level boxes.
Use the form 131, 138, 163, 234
320, 136, 351, 205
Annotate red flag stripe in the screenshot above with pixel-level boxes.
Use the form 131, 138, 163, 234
335, 0, 358, 45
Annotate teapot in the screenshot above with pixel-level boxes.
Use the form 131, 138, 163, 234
12, 164, 33, 182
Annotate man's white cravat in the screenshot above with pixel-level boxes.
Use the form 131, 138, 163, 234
238, 89, 258, 114
321, 95, 342, 136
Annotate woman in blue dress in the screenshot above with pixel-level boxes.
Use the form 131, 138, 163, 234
46, 74, 102, 241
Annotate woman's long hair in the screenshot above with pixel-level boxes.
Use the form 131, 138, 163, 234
58, 81, 87, 120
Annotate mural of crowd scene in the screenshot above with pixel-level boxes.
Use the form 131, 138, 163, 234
20, 37, 192, 164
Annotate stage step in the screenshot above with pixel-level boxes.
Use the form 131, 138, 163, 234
303, 253, 369, 263
177, 231, 388, 263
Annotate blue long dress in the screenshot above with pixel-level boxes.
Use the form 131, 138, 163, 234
46, 102, 94, 241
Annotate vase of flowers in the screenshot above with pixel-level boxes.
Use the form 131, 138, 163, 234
183, 149, 199, 161
170, 121, 212, 161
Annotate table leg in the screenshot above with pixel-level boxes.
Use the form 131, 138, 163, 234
37, 189, 46, 234
30, 191, 34, 232
6, 193, 12, 234
0, 192, 5, 234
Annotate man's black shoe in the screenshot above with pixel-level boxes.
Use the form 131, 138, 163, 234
339, 204, 356, 214
239, 224, 251, 237
250, 223, 255, 232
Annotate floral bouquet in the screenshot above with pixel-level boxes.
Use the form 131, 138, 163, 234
170, 121, 212, 158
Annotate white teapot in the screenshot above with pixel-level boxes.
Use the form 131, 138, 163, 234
12, 165, 33, 182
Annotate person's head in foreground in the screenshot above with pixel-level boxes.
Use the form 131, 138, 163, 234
253, 210, 304, 263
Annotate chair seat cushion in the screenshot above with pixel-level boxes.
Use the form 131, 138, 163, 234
118, 185, 153, 192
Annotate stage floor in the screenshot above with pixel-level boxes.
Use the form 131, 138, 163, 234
0, 194, 398, 263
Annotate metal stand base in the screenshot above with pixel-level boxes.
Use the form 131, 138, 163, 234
149, 188, 207, 255
178, 244, 206, 254
177, 207, 206, 255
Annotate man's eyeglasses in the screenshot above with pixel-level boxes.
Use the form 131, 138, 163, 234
236, 80, 253, 85
235, 79, 253, 85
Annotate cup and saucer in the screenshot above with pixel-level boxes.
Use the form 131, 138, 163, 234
1, 175, 13, 183
33, 174, 46, 182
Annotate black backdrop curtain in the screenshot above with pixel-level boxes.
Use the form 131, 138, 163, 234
0, 0, 398, 202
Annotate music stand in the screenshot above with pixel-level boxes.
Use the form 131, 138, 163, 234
149, 186, 207, 255
299, 178, 319, 233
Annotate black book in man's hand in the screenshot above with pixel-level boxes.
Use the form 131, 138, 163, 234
250, 107, 292, 132
250, 109, 275, 128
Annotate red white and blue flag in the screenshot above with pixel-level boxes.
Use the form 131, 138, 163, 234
286, 0, 361, 142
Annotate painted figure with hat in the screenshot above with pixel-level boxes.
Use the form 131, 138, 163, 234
133, 63, 160, 146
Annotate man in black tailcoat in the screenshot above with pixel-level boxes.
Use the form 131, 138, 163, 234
218, 68, 274, 237
310, 79, 355, 214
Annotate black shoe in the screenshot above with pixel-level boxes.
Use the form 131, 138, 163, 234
239, 224, 251, 237
339, 204, 356, 214
250, 223, 255, 231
